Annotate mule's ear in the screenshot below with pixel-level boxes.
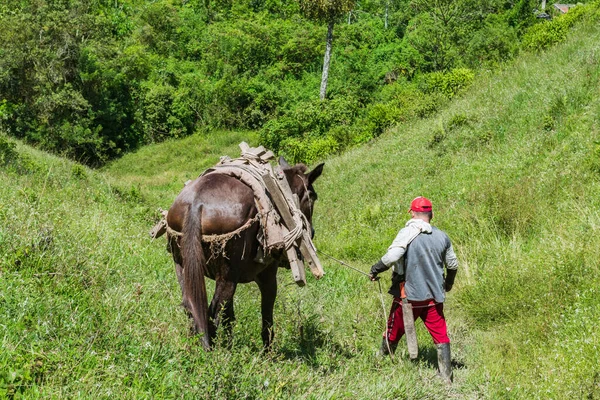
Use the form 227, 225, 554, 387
307, 162, 324, 184
279, 156, 291, 169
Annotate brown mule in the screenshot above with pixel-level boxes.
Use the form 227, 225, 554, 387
166, 157, 324, 350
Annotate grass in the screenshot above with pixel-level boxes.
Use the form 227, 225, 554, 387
2, 11, 600, 400
101, 130, 260, 207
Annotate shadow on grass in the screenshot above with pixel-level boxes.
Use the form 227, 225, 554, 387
416, 345, 466, 370
275, 315, 355, 370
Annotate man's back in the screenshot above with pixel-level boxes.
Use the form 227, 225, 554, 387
405, 227, 454, 302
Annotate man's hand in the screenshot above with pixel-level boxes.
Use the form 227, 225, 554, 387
444, 269, 457, 292
369, 259, 388, 281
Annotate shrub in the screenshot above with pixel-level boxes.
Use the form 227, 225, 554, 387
140, 82, 192, 142
199, 18, 285, 77
0, 135, 19, 166
364, 102, 401, 136
260, 97, 360, 157
505, 0, 538, 33
279, 135, 339, 164
0, 100, 14, 134
138, 0, 183, 56
40, 121, 105, 164
466, 15, 518, 67
71, 164, 88, 179
391, 42, 426, 80
279, 26, 323, 76
521, 4, 589, 51
0, 135, 40, 174
240, 76, 282, 129
420, 68, 475, 98
403, 13, 457, 72
521, 19, 569, 51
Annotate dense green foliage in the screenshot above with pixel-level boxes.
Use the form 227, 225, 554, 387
3, 10, 600, 398
2, 0, 594, 165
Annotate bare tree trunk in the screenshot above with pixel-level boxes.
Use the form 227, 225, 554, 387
385, 1, 389, 29
320, 20, 334, 101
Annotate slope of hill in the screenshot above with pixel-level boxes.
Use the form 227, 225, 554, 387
2, 13, 600, 400
315, 15, 600, 397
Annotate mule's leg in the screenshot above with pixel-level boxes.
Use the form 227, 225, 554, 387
255, 264, 278, 349
208, 279, 238, 346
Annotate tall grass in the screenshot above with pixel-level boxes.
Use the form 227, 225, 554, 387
314, 15, 600, 398
2, 13, 600, 400
101, 130, 260, 207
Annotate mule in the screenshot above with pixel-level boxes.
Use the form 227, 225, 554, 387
166, 157, 324, 350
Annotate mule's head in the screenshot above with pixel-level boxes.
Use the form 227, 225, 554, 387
279, 156, 324, 236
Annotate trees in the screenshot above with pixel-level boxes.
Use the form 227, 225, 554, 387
0, 0, 578, 165
299, 0, 356, 100
0, 0, 152, 165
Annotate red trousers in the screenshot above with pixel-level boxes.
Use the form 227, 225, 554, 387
385, 297, 450, 345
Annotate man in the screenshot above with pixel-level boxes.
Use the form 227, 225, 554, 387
369, 196, 458, 383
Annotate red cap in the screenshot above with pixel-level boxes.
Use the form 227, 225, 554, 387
410, 196, 433, 212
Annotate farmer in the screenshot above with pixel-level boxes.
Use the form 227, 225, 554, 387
369, 196, 458, 382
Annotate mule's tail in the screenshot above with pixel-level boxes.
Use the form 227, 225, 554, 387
182, 202, 211, 349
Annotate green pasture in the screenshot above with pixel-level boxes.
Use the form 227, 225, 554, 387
2, 14, 600, 400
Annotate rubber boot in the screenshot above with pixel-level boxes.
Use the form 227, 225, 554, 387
436, 343, 452, 384
379, 337, 398, 357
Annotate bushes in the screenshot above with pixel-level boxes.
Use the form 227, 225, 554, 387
0, 134, 39, 173
521, 3, 592, 51
0, 1, 146, 165
199, 20, 277, 76
0, 0, 594, 165
420, 68, 475, 98
0, 134, 18, 166
364, 103, 401, 136
259, 78, 454, 163
280, 135, 340, 164
140, 83, 190, 142
279, 27, 323, 76
466, 14, 518, 67
260, 97, 360, 162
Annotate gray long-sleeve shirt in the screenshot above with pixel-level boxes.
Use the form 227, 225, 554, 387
376, 218, 458, 303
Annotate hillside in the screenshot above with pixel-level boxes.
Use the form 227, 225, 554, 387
2, 11, 600, 400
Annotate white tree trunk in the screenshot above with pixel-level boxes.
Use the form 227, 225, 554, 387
320, 20, 334, 101
385, 1, 389, 29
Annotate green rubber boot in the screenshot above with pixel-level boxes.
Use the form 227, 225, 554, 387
436, 343, 453, 384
